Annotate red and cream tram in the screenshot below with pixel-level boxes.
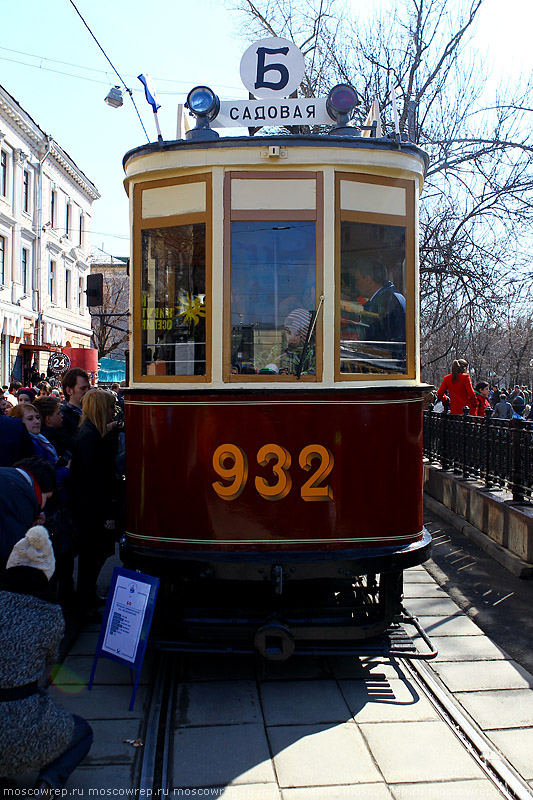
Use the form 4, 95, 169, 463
119, 81, 432, 659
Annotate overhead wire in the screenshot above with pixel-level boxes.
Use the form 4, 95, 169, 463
0, 45, 245, 95
0, 54, 115, 88
67, 0, 150, 142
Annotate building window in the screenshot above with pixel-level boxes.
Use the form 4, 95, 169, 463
79, 214, 83, 247
51, 189, 57, 228
22, 247, 30, 293
0, 236, 6, 284
66, 202, 71, 239
23, 170, 30, 213
78, 277, 84, 311
0, 151, 7, 197
65, 268, 71, 308
49, 259, 56, 302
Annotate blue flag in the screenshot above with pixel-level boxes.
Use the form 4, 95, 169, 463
138, 74, 161, 112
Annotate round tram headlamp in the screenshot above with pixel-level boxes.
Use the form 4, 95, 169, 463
326, 84, 360, 123
185, 86, 220, 121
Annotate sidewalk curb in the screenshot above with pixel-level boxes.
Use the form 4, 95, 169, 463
424, 494, 533, 579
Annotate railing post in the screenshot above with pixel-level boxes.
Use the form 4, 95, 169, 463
441, 411, 451, 471
461, 406, 470, 479
484, 407, 493, 488
509, 418, 525, 503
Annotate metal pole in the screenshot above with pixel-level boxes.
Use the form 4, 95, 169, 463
440, 411, 451, 471
484, 407, 493, 489
509, 418, 525, 503
462, 406, 470, 479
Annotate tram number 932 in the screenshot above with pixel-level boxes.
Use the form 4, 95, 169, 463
212, 443, 334, 502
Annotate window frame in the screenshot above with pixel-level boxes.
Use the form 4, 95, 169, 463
0, 235, 6, 285
50, 188, 57, 229
65, 267, 71, 308
21, 246, 30, 294
22, 169, 31, 215
49, 258, 56, 303
334, 172, 416, 382
78, 276, 84, 312
223, 171, 323, 383
132, 173, 212, 384
0, 150, 7, 198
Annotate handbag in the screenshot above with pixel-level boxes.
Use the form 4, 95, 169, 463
45, 502, 79, 555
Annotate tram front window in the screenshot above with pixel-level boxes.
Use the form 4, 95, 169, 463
230, 221, 316, 376
340, 221, 407, 375
141, 224, 206, 376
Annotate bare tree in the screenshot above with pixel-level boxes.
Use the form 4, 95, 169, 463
227, 0, 533, 383
90, 273, 130, 359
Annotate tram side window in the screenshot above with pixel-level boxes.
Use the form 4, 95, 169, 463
231, 221, 316, 376
340, 221, 406, 375
141, 225, 206, 376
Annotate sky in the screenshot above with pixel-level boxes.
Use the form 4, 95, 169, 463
0, 0, 530, 257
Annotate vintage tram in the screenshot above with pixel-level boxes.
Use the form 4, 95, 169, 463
119, 77, 433, 660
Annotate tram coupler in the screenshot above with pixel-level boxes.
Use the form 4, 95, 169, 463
271, 564, 285, 594
254, 621, 295, 661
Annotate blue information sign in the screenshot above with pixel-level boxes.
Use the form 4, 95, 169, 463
88, 566, 160, 710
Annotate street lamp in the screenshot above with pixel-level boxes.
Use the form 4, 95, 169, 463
104, 86, 124, 108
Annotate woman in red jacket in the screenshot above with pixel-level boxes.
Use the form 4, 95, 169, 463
436, 359, 477, 415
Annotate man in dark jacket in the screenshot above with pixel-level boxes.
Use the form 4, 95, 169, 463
492, 393, 513, 420
354, 259, 406, 345
0, 457, 57, 571
60, 368, 90, 449
353, 258, 406, 370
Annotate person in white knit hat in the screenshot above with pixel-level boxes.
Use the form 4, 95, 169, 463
5, 524, 56, 577
0, 526, 92, 795
0, 456, 57, 572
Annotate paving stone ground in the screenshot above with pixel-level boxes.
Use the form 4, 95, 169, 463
8, 565, 533, 799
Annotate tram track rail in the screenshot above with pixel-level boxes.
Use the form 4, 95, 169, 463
138, 652, 177, 794
403, 656, 533, 800
136, 645, 533, 799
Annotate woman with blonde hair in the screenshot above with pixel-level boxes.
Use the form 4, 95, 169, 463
436, 358, 477, 415
68, 389, 120, 616
79, 387, 116, 436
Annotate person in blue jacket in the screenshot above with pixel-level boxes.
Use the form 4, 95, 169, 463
0, 397, 34, 468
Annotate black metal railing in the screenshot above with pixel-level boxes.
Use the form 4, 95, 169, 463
423, 408, 533, 502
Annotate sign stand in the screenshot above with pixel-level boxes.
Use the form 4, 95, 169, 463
88, 566, 160, 711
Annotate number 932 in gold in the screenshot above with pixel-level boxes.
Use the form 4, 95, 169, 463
212, 443, 334, 502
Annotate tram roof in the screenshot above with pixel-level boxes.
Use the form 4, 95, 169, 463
122, 133, 429, 175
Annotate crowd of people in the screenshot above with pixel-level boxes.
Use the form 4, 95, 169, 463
432, 359, 532, 420
0, 369, 125, 794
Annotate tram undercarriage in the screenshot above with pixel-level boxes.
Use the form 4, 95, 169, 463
121, 533, 436, 661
